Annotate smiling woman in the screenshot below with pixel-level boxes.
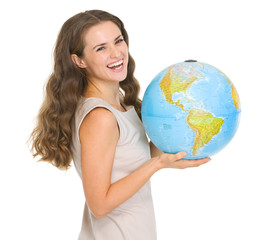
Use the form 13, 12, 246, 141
30, 10, 142, 170
29, 9, 210, 240
71, 21, 129, 86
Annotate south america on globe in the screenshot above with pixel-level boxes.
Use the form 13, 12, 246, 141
141, 60, 241, 159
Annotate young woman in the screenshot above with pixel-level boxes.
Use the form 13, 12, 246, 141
30, 10, 210, 240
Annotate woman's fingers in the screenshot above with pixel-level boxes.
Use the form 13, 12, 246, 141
174, 151, 187, 160
158, 151, 211, 169
175, 157, 211, 169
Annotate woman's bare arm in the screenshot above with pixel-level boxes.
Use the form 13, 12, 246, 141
80, 108, 210, 219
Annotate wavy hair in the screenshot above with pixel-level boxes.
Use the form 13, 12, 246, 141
30, 10, 142, 170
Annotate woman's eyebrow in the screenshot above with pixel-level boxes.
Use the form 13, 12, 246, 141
114, 35, 123, 41
93, 35, 123, 50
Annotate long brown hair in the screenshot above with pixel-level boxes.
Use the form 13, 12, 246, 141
30, 10, 141, 170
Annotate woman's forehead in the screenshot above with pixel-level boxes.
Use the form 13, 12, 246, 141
83, 21, 122, 47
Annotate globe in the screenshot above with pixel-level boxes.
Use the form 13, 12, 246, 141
141, 60, 241, 159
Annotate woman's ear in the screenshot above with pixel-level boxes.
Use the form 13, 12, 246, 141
71, 54, 87, 68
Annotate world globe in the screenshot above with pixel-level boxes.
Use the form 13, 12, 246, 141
141, 60, 241, 159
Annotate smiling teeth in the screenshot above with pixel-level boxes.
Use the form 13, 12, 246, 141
108, 60, 123, 68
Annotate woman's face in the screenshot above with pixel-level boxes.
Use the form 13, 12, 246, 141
76, 21, 129, 84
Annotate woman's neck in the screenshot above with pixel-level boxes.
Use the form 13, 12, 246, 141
83, 81, 126, 111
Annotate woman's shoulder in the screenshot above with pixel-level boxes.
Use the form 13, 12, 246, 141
83, 106, 115, 124
79, 97, 133, 113
73, 97, 119, 143
76, 97, 111, 117
79, 106, 118, 137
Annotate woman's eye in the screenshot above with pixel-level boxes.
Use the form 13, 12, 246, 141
96, 47, 105, 52
116, 38, 124, 44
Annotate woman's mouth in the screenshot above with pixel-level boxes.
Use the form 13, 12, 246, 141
107, 59, 124, 72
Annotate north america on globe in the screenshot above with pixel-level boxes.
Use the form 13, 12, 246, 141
141, 61, 241, 159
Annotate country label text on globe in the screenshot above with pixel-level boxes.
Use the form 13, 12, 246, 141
141, 61, 241, 159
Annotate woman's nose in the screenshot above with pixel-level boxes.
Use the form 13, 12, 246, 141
110, 46, 121, 58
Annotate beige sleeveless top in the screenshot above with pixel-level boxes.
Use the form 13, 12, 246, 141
71, 97, 157, 240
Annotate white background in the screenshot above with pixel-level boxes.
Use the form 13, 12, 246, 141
0, 0, 268, 239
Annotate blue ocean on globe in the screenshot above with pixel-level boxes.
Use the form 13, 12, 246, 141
141, 60, 241, 159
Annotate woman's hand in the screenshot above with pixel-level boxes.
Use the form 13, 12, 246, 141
156, 151, 211, 170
